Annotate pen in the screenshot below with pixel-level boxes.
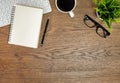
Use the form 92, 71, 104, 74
41, 17, 50, 45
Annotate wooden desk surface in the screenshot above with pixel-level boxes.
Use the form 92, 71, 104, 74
0, 0, 120, 83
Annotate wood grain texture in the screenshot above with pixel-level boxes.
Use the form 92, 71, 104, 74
0, 0, 120, 83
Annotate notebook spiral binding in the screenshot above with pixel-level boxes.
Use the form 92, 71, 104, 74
8, 6, 16, 42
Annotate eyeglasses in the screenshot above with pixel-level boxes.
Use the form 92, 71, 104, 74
84, 15, 110, 38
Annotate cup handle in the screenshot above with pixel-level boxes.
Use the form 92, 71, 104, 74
69, 11, 74, 17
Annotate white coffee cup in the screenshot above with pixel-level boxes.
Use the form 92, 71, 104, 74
55, 0, 76, 17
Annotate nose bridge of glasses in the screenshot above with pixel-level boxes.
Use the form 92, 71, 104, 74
96, 24, 101, 28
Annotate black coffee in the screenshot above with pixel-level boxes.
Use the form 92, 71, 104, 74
57, 0, 75, 12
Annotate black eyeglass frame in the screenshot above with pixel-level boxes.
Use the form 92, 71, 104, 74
84, 15, 110, 38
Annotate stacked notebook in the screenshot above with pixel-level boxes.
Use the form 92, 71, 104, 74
0, 0, 52, 27
8, 5, 43, 48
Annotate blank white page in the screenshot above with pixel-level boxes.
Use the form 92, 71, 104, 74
8, 5, 43, 48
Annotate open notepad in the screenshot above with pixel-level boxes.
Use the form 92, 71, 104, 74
8, 5, 43, 48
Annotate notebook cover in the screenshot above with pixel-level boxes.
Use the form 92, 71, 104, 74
8, 5, 43, 48
0, 0, 52, 27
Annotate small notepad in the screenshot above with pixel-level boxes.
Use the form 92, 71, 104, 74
8, 5, 43, 48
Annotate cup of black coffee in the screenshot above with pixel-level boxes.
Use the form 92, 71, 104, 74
55, 0, 76, 17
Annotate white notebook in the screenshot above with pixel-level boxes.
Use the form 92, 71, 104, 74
0, 0, 52, 27
8, 5, 43, 48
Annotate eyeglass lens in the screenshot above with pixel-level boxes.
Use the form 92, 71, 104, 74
84, 15, 96, 28
96, 26, 107, 38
